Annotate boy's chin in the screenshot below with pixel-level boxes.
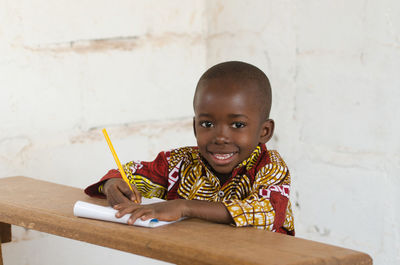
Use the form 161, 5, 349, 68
199, 152, 242, 176
201, 157, 235, 176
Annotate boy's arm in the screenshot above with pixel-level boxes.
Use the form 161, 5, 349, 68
114, 199, 233, 224
183, 200, 233, 223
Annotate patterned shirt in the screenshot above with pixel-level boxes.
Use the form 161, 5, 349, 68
84, 144, 294, 235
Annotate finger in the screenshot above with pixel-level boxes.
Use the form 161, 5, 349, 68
113, 202, 133, 210
107, 190, 121, 207
116, 206, 135, 218
108, 189, 130, 207
118, 183, 136, 201
115, 204, 140, 218
112, 186, 132, 204
106, 196, 115, 207
120, 183, 142, 204
132, 186, 142, 204
108, 191, 119, 206
113, 204, 123, 210
128, 208, 149, 225
140, 212, 155, 221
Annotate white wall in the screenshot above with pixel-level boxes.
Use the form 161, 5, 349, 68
1, 1, 399, 264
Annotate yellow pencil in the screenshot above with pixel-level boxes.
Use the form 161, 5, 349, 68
102, 128, 138, 202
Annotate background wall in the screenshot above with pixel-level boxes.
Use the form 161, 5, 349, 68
1, 1, 399, 264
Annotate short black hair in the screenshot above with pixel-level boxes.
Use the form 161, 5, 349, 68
194, 61, 272, 119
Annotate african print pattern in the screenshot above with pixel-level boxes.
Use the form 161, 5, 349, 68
223, 150, 292, 232
236, 145, 262, 171
124, 160, 167, 199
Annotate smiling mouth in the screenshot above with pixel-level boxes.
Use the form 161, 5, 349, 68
213, 153, 234, 160
208, 151, 238, 165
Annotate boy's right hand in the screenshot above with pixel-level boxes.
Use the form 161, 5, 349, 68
102, 178, 142, 206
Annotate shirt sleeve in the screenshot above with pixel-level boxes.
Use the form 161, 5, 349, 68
84, 151, 170, 199
223, 162, 294, 235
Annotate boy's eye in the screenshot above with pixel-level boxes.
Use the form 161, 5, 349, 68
200, 121, 214, 128
232, 122, 246, 129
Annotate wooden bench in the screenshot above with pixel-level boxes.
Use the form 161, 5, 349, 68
0, 176, 372, 265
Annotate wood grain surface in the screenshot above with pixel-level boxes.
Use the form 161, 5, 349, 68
0, 176, 372, 265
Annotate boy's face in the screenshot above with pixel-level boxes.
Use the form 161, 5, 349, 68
193, 77, 274, 175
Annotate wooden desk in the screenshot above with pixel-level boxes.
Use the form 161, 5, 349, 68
0, 176, 371, 265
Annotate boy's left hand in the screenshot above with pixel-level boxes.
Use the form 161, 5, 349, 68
114, 199, 186, 225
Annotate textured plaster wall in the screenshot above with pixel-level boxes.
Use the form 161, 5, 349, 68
1, 1, 202, 264
205, 2, 400, 265
1, 1, 399, 265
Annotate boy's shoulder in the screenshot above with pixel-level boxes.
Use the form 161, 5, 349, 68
266, 149, 288, 168
165, 146, 199, 157
253, 147, 290, 173
253, 148, 290, 185
164, 146, 200, 167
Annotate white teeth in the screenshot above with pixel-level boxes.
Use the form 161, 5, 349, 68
214, 153, 234, 160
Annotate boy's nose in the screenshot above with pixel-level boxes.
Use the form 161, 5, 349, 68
214, 126, 230, 144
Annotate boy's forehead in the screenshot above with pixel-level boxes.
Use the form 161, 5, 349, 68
194, 77, 262, 105
194, 77, 266, 117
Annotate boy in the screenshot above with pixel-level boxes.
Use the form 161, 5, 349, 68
85, 61, 294, 235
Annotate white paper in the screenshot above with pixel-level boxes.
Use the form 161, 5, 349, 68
73, 197, 175, 228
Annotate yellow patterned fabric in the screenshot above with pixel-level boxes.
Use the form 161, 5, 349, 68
120, 145, 294, 234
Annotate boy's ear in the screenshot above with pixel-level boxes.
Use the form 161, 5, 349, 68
193, 117, 197, 137
259, 119, 275, 144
